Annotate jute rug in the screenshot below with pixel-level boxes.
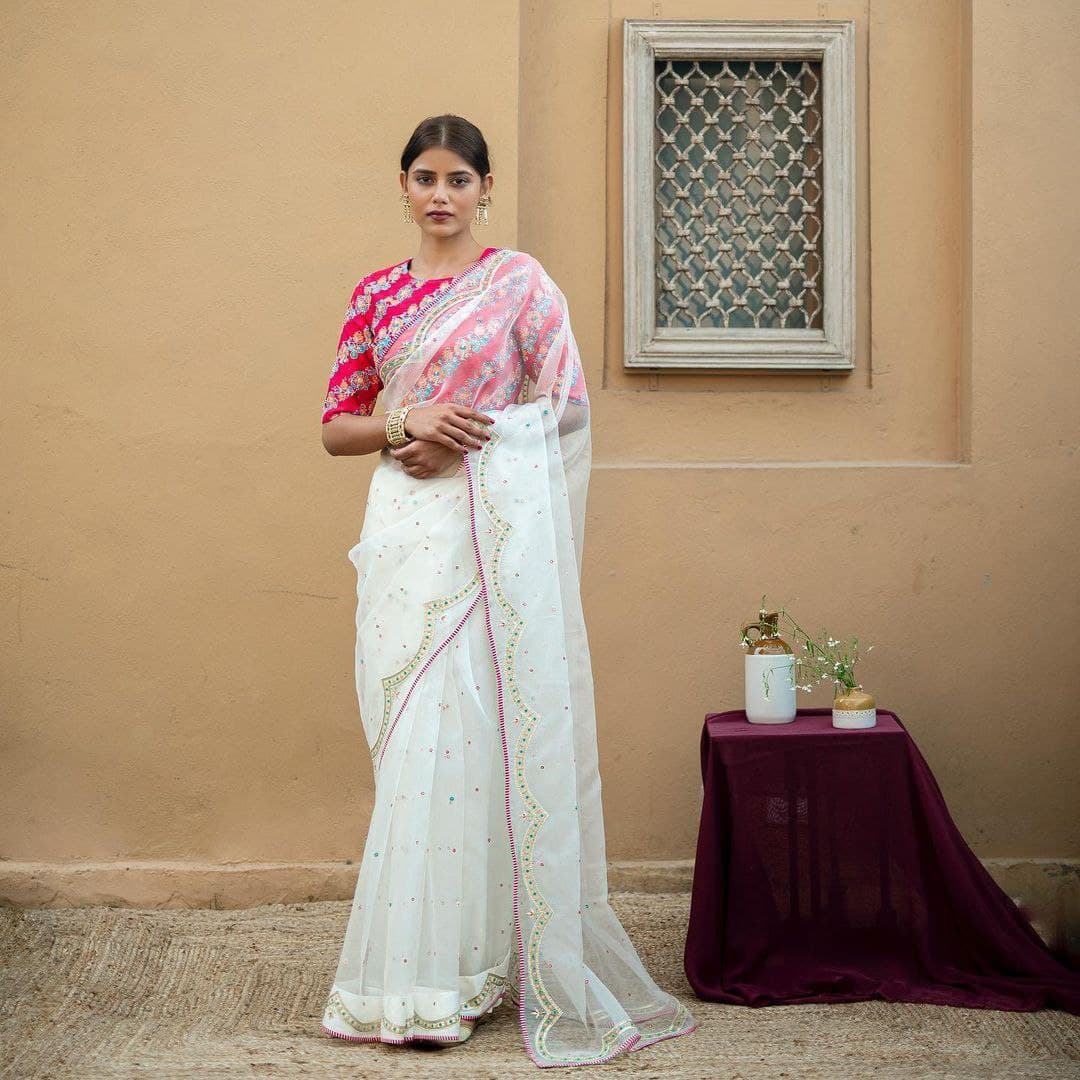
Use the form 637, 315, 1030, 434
1, 892, 1077, 1078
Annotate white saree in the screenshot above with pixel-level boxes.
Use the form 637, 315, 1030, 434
320, 248, 697, 1067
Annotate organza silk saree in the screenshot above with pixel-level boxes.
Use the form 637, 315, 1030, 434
321, 248, 697, 1067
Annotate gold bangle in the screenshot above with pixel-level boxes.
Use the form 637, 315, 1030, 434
385, 405, 415, 448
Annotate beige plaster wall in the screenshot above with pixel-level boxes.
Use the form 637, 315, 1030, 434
1, 0, 1076, 902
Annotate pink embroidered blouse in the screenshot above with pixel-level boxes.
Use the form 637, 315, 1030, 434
322, 247, 501, 423
321, 246, 586, 423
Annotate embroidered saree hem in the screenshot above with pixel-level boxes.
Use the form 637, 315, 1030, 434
321, 943, 516, 1044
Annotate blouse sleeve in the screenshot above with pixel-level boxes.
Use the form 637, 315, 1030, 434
322, 281, 382, 423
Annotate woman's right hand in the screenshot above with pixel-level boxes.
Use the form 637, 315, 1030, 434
404, 403, 495, 451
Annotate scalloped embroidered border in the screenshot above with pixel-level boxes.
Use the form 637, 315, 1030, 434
468, 432, 555, 1035
369, 569, 480, 765
375, 589, 483, 771
463, 428, 653, 1067
322, 968, 510, 1038
465, 417, 697, 1065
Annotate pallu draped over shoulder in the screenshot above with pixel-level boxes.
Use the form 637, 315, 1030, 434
319, 247, 697, 1067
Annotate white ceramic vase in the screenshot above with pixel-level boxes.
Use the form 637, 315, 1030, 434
744, 653, 797, 724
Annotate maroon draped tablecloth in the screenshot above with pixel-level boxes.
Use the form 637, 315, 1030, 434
684, 708, 1080, 1013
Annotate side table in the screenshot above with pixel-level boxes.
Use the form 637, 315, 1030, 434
683, 708, 1080, 1013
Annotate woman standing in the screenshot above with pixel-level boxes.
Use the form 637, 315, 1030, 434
318, 114, 696, 1068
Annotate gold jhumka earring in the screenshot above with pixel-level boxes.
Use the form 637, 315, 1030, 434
474, 197, 490, 226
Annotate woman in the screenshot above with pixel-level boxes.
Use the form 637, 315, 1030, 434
318, 114, 697, 1068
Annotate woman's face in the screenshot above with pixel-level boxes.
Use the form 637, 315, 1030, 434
401, 148, 492, 238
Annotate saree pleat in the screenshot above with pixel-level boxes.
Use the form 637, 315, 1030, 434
321, 249, 696, 1065
323, 459, 517, 1043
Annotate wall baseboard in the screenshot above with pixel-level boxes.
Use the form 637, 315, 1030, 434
2, 857, 1076, 958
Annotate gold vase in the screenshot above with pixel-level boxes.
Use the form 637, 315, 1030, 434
832, 684, 877, 729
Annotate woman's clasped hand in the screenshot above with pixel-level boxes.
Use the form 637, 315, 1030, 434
388, 402, 495, 479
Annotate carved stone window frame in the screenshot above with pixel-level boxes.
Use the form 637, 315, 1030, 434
623, 19, 856, 370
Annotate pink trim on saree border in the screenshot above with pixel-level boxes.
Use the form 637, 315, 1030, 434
629, 1018, 700, 1052
376, 590, 483, 770
462, 444, 666, 1069
461, 449, 537, 1063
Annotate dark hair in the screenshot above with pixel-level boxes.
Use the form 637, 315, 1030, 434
400, 115, 491, 188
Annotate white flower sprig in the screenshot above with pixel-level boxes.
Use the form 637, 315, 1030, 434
739, 595, 874, 694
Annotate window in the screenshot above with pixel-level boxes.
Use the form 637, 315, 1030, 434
623, 19, 856, 370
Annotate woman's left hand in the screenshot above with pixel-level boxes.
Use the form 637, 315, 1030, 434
388, 437, 470, 479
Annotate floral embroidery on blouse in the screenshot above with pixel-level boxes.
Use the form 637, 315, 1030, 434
323, 255, 500, 422
319, 247, 584, 422
375, 280, 454, 356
